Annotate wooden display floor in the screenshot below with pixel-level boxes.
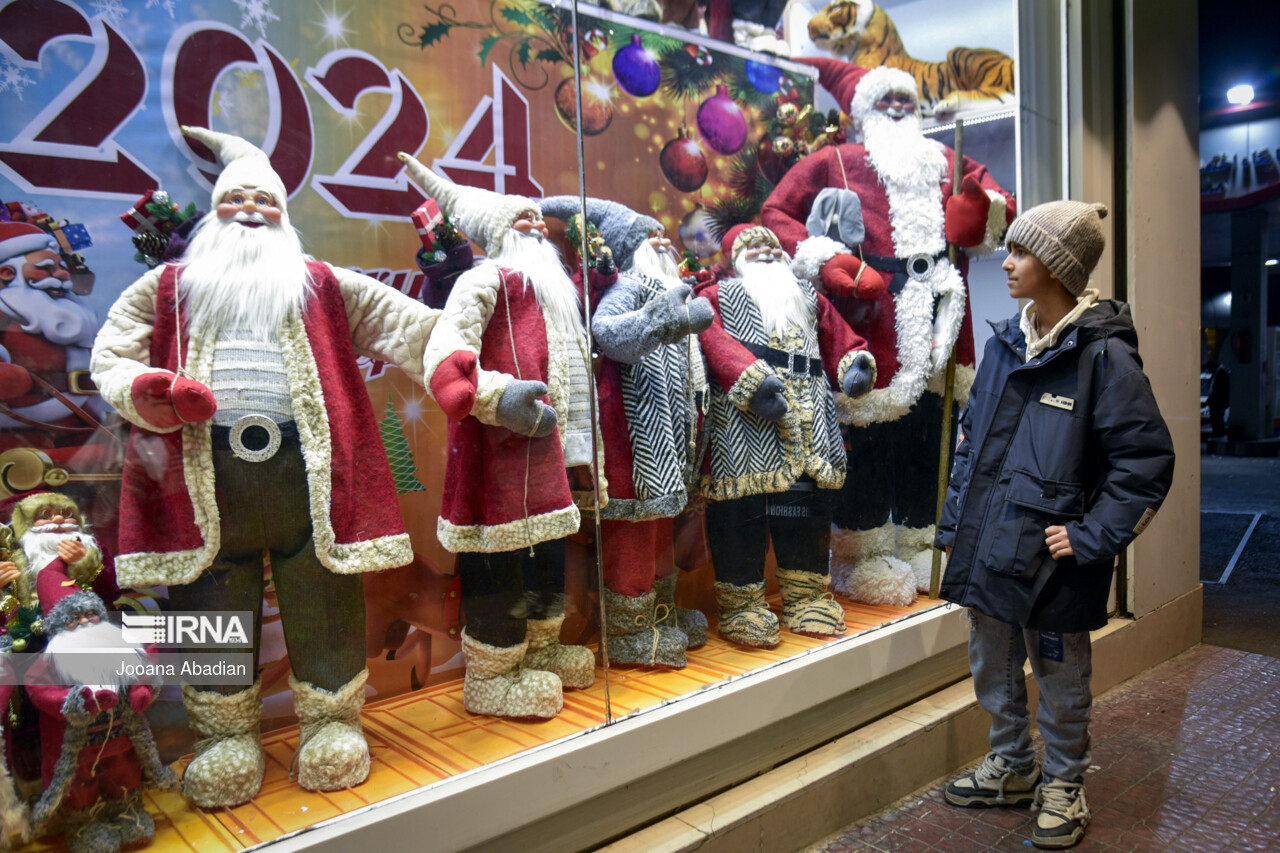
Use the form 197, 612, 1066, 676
24, 595, 941, 851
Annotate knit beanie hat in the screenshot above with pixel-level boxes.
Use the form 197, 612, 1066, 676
182, 126, 288, 215
398, 153, 539, 257
540, 196, 660, 271
1005, 201, 1109, 297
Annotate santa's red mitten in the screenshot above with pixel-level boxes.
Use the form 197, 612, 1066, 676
80, 686, 119, 714
128, 683, 155, 713
131, 372, 216, 428
945, 176, 992, 248
820, 254, 886, 299
430, 350, 479, 420
0, 362, 32, 399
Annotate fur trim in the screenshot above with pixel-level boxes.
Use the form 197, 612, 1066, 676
925, 362, 976, 404
836, 349, 874, 390
0, 761, 30, 847
596, 491, 686, 522
727, 358, 773, 410
969, 191, 1009, 257
791, 235, 848, 285
830, 521, 916, 606
850, 67, 920, 126
895, 523, 941, 591
437, 504, 581, 553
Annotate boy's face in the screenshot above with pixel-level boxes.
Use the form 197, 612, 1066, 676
1002, 245, 1060, 301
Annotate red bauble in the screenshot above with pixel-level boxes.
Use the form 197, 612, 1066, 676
696, 84, 748, 155
660, 128, 709, 193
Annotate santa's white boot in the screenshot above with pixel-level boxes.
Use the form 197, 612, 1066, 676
524, 614, 596, 689
462, 631, 563, 720
896, 524, 943, 592
291, 669, 371, 792
830, 521, 917, 607
181, 681, 266, 808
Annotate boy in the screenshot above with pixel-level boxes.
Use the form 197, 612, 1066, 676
935, 200, 1176, 849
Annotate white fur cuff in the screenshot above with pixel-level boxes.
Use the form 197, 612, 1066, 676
791, 236, 848, 285
970, 191, 1009, 256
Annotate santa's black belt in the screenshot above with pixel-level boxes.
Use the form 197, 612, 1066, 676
32, 369, 98, 395
211, 417, 299, 462
744, 342, 825, 378
863, 250, 948, 294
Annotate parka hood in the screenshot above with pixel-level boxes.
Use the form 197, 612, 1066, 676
993, 298, 1138, 354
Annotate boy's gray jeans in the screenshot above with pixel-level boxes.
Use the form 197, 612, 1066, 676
967, 608, 1093, 783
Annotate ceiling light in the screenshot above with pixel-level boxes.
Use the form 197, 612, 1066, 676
1227, 84, 1255, 106
1268, 259, 1279, 266
1224, 294, 1232, 307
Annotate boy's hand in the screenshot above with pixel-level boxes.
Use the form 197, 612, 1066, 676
1045, 525, 1074, 560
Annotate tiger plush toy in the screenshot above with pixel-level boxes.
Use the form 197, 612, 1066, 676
807, 0, 1014, 116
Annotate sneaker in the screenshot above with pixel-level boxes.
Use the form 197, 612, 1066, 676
944, 752, 1041, 808
1032, 778, 1090, 849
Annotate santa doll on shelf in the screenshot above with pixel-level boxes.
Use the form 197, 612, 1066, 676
0, 490, 119, 655
762, 58, 1015, 606
24, 559, 177, 853
698, 224, 875, 647
541, 195, 713, 670
90, 128, 439, 807
398, 153, 599, 721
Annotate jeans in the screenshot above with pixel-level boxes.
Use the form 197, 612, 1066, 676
967, 608, 1093, 783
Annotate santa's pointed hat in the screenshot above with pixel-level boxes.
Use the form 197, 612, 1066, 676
540, 196, 661, 271
36, 558, 106, 638
0, 221, 57, 265
182, 126, 289, 213
794, 57, 870, 113
398, 153, 539, 257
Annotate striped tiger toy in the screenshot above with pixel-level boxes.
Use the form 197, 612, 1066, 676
807, 0, 1015, 116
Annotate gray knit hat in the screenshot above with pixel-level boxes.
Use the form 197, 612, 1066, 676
1004, 200, 1109, 296
540, 195, 660, 271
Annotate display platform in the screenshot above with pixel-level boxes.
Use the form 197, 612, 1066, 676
19, 594, 940, 852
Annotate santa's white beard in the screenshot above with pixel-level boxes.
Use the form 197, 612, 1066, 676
862, 112, 947, 190
0, 278, 99, 347
177, 212, 313, 340
22, 529, 96, 575
46, 619, 148, 691
629, 242, 684, 289
739, 256, 814, 337
491, 229, 585, 336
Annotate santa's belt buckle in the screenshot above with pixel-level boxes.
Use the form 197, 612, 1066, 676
68, 370, 98, 395
228, 415, 282, 463
906, 253, 936, 282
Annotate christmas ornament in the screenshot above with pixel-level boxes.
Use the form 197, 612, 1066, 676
684, 44, 712, 66
555, 77, 613, 135
660, 128, 709, 193
696, 84, 748, 156
745, 60, 781, 95
679, 205, 719, 259
581, 27, 607, 59
613, 35, 661, 98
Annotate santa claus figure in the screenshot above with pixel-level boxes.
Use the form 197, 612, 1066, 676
762, 59, 1015, 606
90, 128, 439, 807
0, 490, 119, 655
698, 225, 874, 646
398, 154, 600, 720
541, 196, 713, 669
0, 221, 108, 458
24, 559, 177, 853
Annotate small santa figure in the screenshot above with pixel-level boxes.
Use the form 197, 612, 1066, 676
0, 490, 119, 655
24, 558, 177, 853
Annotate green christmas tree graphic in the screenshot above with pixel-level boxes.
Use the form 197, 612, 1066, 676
380, 397, 427, 494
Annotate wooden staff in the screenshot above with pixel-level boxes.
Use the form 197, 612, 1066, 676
930, 118, 963, 600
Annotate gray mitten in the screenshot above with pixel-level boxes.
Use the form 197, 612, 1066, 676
687, 295, 714, 334
842, 352, 876, 399
748, 374, 788, 421
496, 379, 558, 437
643, 284, 701, 345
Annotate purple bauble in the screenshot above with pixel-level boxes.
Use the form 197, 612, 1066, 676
612, 35, 661, 98
696, 84, 748, 155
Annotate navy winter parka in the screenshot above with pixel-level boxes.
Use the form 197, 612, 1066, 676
936, 300, 1175, 632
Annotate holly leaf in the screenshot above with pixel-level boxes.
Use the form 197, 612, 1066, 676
515, 39, 532, 67
500, 5, 533, 27
418, 22, 450, 48
478, 34, 500, 66
528, 4, 562, 33
536, 48, 564, 64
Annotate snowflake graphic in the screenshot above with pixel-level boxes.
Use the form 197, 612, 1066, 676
146, 0, 177, 17
91, 0, 128, 25
0, 58, 35, 100
232, 0, 280, 38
